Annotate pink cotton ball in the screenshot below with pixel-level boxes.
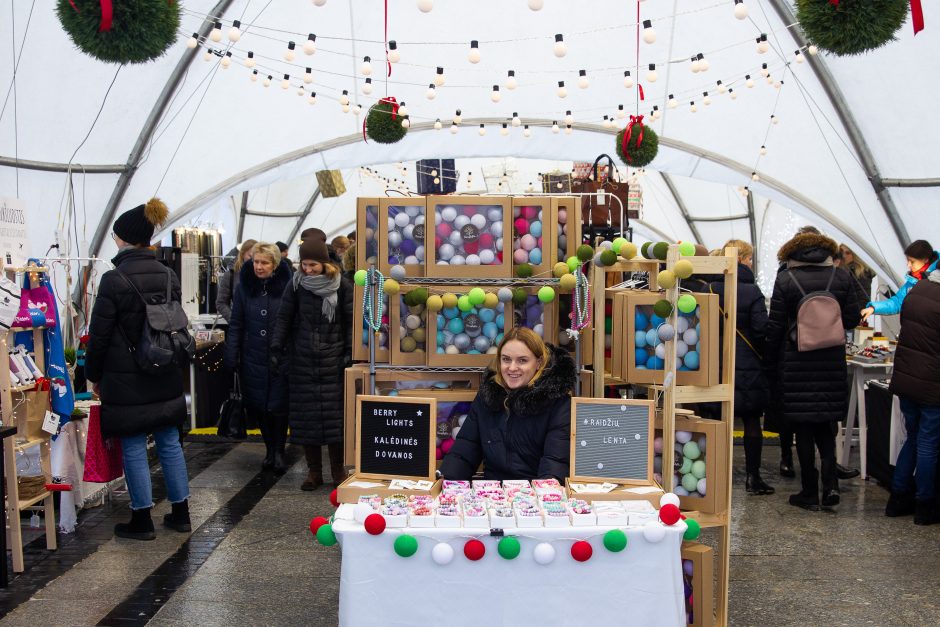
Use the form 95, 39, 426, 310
521, 234, 537, 251
513, 248, 530, 264
436, 446, 443, 460
523, 205, 538, 220
558, 209, 567, 225
441, 438, 455, 454
654, 436, 664, 454
537, 236, 543, 248
514, 218, 529, 236
382, 314, 389, 325
437, 223, 452, 239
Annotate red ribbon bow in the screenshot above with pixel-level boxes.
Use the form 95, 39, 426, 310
68, 0, 114, 32
622, 115, 645, 162
362, 97, 400, 143
829, 0, 923, 35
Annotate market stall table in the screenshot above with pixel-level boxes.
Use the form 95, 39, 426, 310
838, 359, 893, 479
331, 504, 687, 627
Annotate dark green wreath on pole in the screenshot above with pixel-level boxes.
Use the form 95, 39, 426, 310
796, 0, 909, 56
56, 0, 181, 64
615, 115, 658, 169
365, 98, 409, 144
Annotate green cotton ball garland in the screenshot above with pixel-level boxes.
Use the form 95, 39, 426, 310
56, 0, 181, 64
497, 536, 521, 560
576, 245, 595, 263
515, 263, 534, 278
796, 0, 910, 56
603, 529, 628, 552
599, 249, 618, 267
366, 99, 409, 144
394, 534, 419, 557
684, 518, 701, 541
354, 270, 368, 286
316, 523, 337, 546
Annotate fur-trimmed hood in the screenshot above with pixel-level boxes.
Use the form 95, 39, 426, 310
239, 258, 292, 296
777, 232, 839, 264
479, 344, 576, 417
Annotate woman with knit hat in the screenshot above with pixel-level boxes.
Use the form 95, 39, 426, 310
85, 199, 192, 540
272, 237, 353, 490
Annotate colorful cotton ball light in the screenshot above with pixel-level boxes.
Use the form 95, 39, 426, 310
383, 279, 401, 295
641, 242, 653, 259
533, 542, 556, 565
364, 513, 386, 535
553, 262, 570, 278
497, 536, 521, 560
611, 238, 628, 254
566, 256, 581, 272
599, 249, 618, 266
658, 323, 676, 342
329, 489, 339, 507
677, 294, 698, 314
497, 287, 514, 303
468, 287, 486, 306
426, 295, 443, 312
678, 241, 696, 257
653, 242, 669, 260
653, 299, 673, 318
683, 518, 701, 541
390, 265, 407, 281
394, 534, 419, 557
354, 270, 368, 286
559, 273, 577, 291
516, 263, 534, 278
577, 245, 595, 263
683, 441, 701, 460
603, 529, 628, 552
457, 295, 473, 312
464, 538, 486, 561
660, 493, 681, 509
538, 286, 556, 303
431, 542, 455, 565
658, 270, 677, 289
619, 241, 638, 259
316, 523, 337, 546
674, 259, 694, 279
309, 516, 329, 535
512, 288, 528, 306
571, 541, 593, 562
659, 504, 681, 526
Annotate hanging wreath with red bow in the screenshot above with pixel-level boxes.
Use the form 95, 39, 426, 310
615, 115, 659, 169
56, 0, 180, 64
365, 97, 409, 144
797, 0, 922, 57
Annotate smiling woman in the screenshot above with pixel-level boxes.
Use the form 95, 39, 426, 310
440, 327, 577, 481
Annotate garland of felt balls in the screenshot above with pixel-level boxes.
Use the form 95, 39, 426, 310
362, 267, 386, 333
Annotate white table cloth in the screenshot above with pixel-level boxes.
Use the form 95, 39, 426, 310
332, 504, 686, 627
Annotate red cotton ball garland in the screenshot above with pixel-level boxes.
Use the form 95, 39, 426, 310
464, 538, 486, 561
309, 516, 329, 535
329, 489, 340, 508
364, 513, 386, 535
659, 504, 681, 526
571, 541, 593, 562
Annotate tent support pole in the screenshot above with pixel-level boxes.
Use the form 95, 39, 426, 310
285, 186, 322, 248
746, 189, 758, 277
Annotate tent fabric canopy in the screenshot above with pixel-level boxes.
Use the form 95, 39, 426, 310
2, 0, 936, 293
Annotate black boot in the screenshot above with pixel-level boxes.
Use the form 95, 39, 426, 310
259, 416, 275, 472
789, 468, 820, 511
885, 491, 916, 517
301, 445, 324, 491
914, 499, 938, 526
836, 463, 860, 480
163, 499, 192, 532
745, 472, 775, 495
272, 413, 289, 476
779, 445, 796, 478
821, 457, 840, 507
115, 507, 156, 541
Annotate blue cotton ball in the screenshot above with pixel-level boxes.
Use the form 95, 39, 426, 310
483, 322, 498, 339
635, 311, 649, 329
651, 314, 665, 328
646, 355, 664, 370
635, 330, 648, 348
496, 314, 505, 328
467, 349, 481, 355
473, 336, 491, 352
454, 333, 471, 351
437, 331, 445, 345
479, 308, 496, 323
443, 306, 460, 320
530, 221, 543, 238
496, 332, 504, 344
448, 318, 465, 334
437, 314, 446, 328
635, 348, 648, 365
528, 248, 542, 265
684, 351, 700, 370
645, 329, 659, 347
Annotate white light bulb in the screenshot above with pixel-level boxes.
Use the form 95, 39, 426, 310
450, 123, 459, 134
297, 87, 306, 96
468, 41, 481, 64
578, 70, 589, 89
426, 84, 437, 100
690, 102, 697, 113
523, 125, 531, 137
263, 75, 272, 87
691, 58, 701, 73
398, 102, 409, 116
491, 85, 501, 102
304, 68, 313, 84
478, 124, 486, 136
757, 35, 770, 54
557, 81, 567, 98
304, 34, 317, 55
746, 75, 755, 88
186, 33, 198, 49
363, 79, 373, 95
284, 42, 296, 62
734, 1, 748, 20
773, 80, 782, 89
729, 89, 737, 100
281, 75, 290, 90
564, 125, 573, 135
453, 109, 462, 124
760, 65, 769, 78
500, 124, 509, 136
512, 113, 521, 127
505, 70, 517, 90
434, 119, 443, 130
553, 34, 567, 58
228, 21, 242, 42
528, 0, 544, 10
646, 64, 658, 82
667, 95, 677, 109
551, 121, 560, 133
808, 44, 818, 56
245, 52, 256, 68
402, 118, 411, 128
652, 107, 662, 120
250, 71, 258, 82
564, 111, 573, 125
751, 172, 760, 182
209, 22, 222, 42
361, 56, 373, 76
339, 91, 350, 106
617, 106, 626, 119
417, 0, 433, 11
703, 93, 712, 105
717, 81, 726, 94
766, 75, 774, 85
221, 55, 231, 69
434, 67, 445, 86
354, 104, 362, 115
623, 71, 634, 88
312, 0, 327, 6
795, 50, 805, 64
700, 58, 710, 72
642, 20, 656, 44
771, 115, 779, 124
759, 145, 767, 156
388, 41, 400, 63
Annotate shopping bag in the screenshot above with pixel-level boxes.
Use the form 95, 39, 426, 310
570, 154, 630, 228
82, 405, 124, 483
416, 159, 457, 194
541, 171, 572, 193
12, 268, 57, 329
217, 372, 248, 439
315, 170, 347, 198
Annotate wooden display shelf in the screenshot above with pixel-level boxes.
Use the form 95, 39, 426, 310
642, 384, 734, 403
17, 490, 51, 510
14, 438, 45, 453
683, 511, 729, 529
9, 384, 38, 393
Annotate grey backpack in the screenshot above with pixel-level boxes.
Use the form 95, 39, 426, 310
787, 268, 845, 352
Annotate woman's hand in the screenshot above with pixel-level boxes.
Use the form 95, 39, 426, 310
860, 307, 874, 323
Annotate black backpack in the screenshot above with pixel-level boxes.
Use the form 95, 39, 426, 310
115, 267, 195, 374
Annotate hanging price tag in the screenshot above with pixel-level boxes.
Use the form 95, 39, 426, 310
42, 410, 60, 435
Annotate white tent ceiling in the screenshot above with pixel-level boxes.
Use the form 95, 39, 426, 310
2, 0, 937, 295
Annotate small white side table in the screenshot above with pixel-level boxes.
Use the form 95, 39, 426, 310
838, 360, 893, 479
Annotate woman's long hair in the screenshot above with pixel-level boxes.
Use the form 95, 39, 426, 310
234, 239, 258, 272
839, 243, 872, 279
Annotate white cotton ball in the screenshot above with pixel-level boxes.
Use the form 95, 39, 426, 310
470, 214, 487, 230
487, 208, 503, 223
495, 238, 503, 250
405, 205, 420, 218
465, 254, 481, 265
454, 215, 470, 230
676, 430, 692, 444
404, 255, 419, 265
683, 329, 699, 346
642, 522, 666, 543
415, 214, 425, 226
490, 221, 503, 239
415, 246, 425, 261
449, 230, 464, 247
660, 493, 681, 509
676, 317, 690, 334
533, 542, 556, 565
676, 341, 689, 358
441, 206, 457, 222
431, 542, 454, 565
450, 255, 466, 266
388, 231, 403, 249
479, 249, 496, 265
655, 343, 666, 359
394, 213, 411, 229
438, 243, 455, 261
403, 224, 415, 241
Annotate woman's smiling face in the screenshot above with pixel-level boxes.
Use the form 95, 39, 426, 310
499, 339, 542, 390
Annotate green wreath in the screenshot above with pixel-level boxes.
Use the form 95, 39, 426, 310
796, 0, 908, 56
366, 100, 409, 144
56, 0, 180, 64
615, 122, 659, 169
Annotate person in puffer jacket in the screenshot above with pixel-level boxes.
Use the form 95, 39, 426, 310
862, 240, 938, 322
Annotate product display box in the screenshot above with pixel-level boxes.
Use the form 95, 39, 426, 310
552, 196, 582, 264
655, 415, 728, 514
555, 292, 593, 366
625, 291, 720, 387
681, 542, 715, 627
390, 286, 429, 366
378, 198, 427, 277
356, 197, 381, 271
564, 478, 665, 508
352, 281, 390, 363
427, 285, 510, 367
508, 285, 558, 343
425, 196, 513, 277
336, 476, 442, 505
511, 197, 553, 278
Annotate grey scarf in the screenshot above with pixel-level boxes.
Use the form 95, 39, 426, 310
292, 271, 341, 321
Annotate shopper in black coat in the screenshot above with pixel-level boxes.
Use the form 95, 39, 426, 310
885, 269, 940, 525
707, 241, 772, 495
224, 243, 292, 473
271, 237, 354, 491
765, 232, 862, 511
441, 329, 577, 481
85, 199, 191, 541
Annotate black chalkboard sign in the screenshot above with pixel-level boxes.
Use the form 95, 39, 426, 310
570, 398, 654, 483
356, 395, 437, 480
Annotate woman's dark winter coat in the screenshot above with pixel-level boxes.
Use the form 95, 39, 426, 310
890, 271, 940, 406
440, 345, 577, 481
85, 248, 186, 439
271, 273, 354, 446
764, 233, 862, 424
708, 264, 769, 416
224, 260, 292, 413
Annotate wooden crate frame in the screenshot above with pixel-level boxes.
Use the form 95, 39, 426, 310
427, 285, 510, 367
682, 542, 715, 627
511, 196, 553, 278
355, 395, 437, 481
554, 291, 593, 366
352, 281, 390, 363
389, 286, 429, 366
507, 285, 558, 343
378, 198, 427, 277
355, 197, 381, 271
569, 397, 655, 484
655, 414, 728, 514
425, 196, 512, 278
552, 196, 582, 264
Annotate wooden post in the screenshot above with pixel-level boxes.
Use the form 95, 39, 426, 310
661, 245, 680, 493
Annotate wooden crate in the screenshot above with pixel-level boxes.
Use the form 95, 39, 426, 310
655, 415, 728, 514
425, 196, 512, 277
681, 542, 715, 627
378, 198, 427, 277
352, 281, 390, 363
552, 196, 582, 263
427, 286, 509, 367
511, 196, 553, 278
389, 286, 429, 366
355, 197, 381, 270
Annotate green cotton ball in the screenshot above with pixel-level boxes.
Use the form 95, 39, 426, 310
605, 316, 613, 334
316, 523, 337, 546
620, 241, 638, 260
678, 241, 696, 257
611, 238, 628, 254
538, 286, 556, 303
403, 290, 417, 307
411, 288, 429, 305
515, 263, 534, 278
354, 270, 368, 286
457, 295, 473, 312
394, 534, 419, 557
658, 270, 677, 289
653, 299, 673, 318
577, 245, 595, 263
603, 529, 628, 552
674, 260, 694, 280
641, 242, 653, 259
512, 288, 528, 306
498, 536, 521, 560
599, 249, 618, 266
682, 472, 699, 493
679, 457, 693, 475
468, 287, 486, 305
653, 242, 669, 261
567, 256, 581, 272
691, 460, 707, 479
683, 441, 701, 461
683, 518, 701, 541
677, 294, 698, 314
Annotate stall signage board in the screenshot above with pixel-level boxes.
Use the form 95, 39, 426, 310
356, 395, 436, 481
570, 398, 654, 484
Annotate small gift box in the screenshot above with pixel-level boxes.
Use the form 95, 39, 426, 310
515, 505, 544, 528
408, 506, 436, 528
543, 504, 572, 528
435, 506, 462, 528
595, 509, 630, 527
489, 506, 516, 529
381, 504, 408, 528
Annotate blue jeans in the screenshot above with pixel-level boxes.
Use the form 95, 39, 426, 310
892, 397, 940, 501
121, 425, 191, 510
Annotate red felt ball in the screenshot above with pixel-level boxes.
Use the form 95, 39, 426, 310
514, 218, 529, 236
309, 516, 329, 535
435, 446, 443, 460
462, 206, 478, 217
329, 489, 340, 508
659, 504, 681, 525
478, 233, 495, 249
464, 538, 486, 561
436, 223, 452, 239
571, 540, 593, 562
464, 240, 479, 255
364, 513, 386, 535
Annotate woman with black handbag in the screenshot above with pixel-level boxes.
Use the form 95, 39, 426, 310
224, 243, 292, 474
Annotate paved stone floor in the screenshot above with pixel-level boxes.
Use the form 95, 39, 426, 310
0, 441, 935, 626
